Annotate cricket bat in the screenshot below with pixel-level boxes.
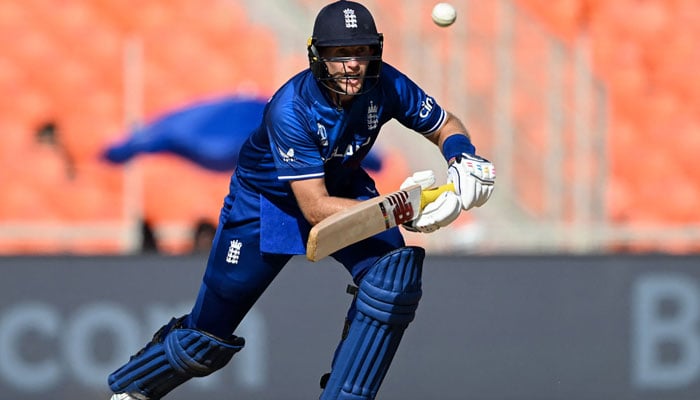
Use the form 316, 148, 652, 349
306, 183, 455, 261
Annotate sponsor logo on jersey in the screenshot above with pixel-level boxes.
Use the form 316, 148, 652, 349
226, 240, 243, 264
419, 96, 435, 118
367, 101, 378, 130
330, 136, 371, 159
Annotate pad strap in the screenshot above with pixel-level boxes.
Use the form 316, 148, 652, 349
108, 316, 244, 400
321, 246, 425, 400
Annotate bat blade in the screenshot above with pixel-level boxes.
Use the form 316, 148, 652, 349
306, 183, 455, 262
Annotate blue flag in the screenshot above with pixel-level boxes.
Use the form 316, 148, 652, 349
103, 95, 382, 172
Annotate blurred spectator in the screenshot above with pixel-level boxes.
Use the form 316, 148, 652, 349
140, 219, 159, 253
36, 121, 76, 180
192, 219, 217, 253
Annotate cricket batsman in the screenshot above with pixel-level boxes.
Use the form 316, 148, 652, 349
107, 1, 495, 399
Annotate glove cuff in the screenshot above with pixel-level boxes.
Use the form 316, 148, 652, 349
442, 134, 476, 161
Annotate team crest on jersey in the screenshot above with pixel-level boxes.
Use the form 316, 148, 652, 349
367, 101, 378, 130
317, 123, 328, 147
277, 146, 296, 162
343, 8, 358, 28
226, 240, 242, 264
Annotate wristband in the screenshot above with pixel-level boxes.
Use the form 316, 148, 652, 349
442, 134, 476, 161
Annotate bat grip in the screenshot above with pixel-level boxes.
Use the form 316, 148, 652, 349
419, 182, 455, 209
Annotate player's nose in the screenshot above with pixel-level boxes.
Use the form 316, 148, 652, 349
344, 58, 360, 68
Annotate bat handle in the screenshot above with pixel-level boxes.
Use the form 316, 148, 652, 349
419, 182, 455, 209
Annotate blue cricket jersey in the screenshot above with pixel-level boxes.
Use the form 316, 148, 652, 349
226, 62, 446, 254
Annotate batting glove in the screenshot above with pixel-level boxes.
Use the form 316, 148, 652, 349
400, 170, 462, 233
447, 154, 496, 210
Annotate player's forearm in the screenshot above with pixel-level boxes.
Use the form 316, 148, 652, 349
289, 178, 361, 226
301, 196, 361, 226
431, 113, 477, 159
427, 112, 472, 153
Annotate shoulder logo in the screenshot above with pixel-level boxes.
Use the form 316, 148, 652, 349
317, 123, 328, 147
343, 8, 358, 28
367, 101, 378, 130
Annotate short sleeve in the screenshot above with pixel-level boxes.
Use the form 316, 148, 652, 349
266, 100, 325, 181
383, 64, 447, 136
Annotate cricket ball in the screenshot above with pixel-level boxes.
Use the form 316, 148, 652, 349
431, 3, 457, 27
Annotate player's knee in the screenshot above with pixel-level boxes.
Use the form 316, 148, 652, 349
356, 246, 425, 325
319, 247, 426, 400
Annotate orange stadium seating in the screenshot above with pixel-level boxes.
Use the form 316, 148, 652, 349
2, 0, 699, 253
0, 0, 280, 253
515, 0, 700, 251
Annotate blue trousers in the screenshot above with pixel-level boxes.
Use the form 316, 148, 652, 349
188, 180, 405, 338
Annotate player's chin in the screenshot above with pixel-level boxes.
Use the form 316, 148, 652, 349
338, 78, 364, 94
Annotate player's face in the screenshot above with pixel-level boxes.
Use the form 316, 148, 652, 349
321, 45, 373, 96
